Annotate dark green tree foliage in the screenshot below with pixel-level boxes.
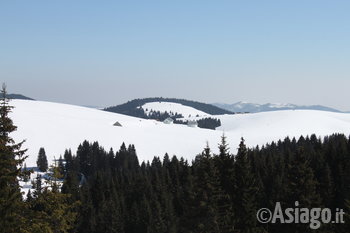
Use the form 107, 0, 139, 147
174, 117, 222, 130
148, 110, 183, 121
57, 133, 350, 233
23, 163, 31, 182
0, 85, 28, 233
285, 146, 320, 207
233, 138, 261, 233
182, 146, 221, 232
26, 168, 79, 233
281, 146, 321, 233
36, 147, 48, 172
197, 117, 221, 130
215, 135, 235, 197
32, 174, 43, 198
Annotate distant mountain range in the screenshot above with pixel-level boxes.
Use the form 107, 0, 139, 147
7, 93, 34, 100
213, 101, 343, 113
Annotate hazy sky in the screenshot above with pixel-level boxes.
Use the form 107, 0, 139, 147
1, 1, 350, 110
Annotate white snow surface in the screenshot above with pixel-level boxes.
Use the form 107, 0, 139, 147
10, 100, 350, 167
142, 102, 210, 118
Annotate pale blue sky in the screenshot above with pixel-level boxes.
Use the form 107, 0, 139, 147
1, 1, 350, 110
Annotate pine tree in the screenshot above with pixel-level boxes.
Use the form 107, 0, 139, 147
182, 145, 225, 233
37, 147, 48, 172
26, 190, 33, 203
284, 146, 321, 233
214, 135, 235, 203
0, 84, 28, 232
58, 155, 65, 177
285, 146, 320, 206
23, 163, 31, 183
31, 174, 43, 202
233, 138, 260, 233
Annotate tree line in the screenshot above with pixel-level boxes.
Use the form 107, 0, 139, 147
58, 133, 350, 233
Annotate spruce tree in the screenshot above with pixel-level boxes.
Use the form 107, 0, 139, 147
37, 147, 48, 172
23, 163, 31, 183
182, 145, 223, 233
233, 138, 260, 233
58, 155, 65, 177
284, 146, 321, 233
214, 135, 235, 203
0, 85, 28, 233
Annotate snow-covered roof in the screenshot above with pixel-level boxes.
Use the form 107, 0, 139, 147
113, 121, 122, 126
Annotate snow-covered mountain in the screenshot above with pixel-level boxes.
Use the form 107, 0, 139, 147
10, 99, 350, 167
214, 101, 341, 113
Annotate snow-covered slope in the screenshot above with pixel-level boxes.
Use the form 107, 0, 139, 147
216, 110, 350, 147
10, 100, 350, 167
11, 100, 222, 167
141, 102, 211, 118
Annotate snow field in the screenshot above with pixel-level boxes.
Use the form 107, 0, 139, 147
10, 100, 350, 168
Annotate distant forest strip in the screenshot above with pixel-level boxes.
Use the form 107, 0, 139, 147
174, 117, 221, 130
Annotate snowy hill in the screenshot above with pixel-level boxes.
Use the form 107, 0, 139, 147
214, 101, 342, 113
141, 102, 211, 118
10, 100, 223, 167
104, 97, 233, 118
10, 99, 350, 167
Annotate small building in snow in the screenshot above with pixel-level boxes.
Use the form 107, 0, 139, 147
113, 121, 122, 127
187, 120, 198, 127
163, 117, 174, 124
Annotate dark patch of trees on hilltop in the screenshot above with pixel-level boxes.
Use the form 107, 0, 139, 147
148, 110, 183, 121
104, 97, 234, 117
198, 117, 221, 129
7, 93, 34, 100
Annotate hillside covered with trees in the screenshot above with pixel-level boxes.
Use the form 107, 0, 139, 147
104, 97, 234, 118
